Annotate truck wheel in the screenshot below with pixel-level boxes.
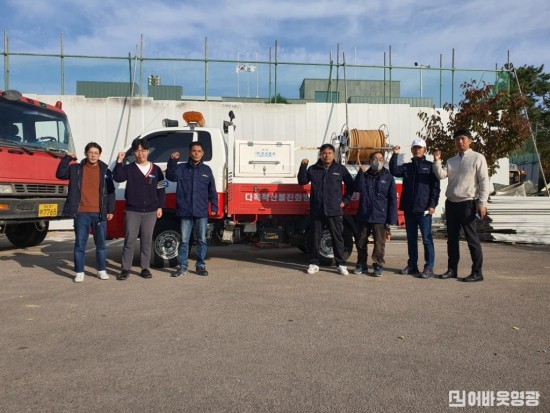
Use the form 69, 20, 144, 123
317, 227, 354, 266
5, 222, 49, 247
342, 226, 354, 261
152, 220, 180, 268
318, 230, 334, 266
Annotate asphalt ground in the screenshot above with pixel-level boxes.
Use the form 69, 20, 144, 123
0, 231, 548, 413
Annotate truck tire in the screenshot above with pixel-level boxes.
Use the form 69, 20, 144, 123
342, 225, 354, 261
318, 229, 335, 266
5, 222, 49, 248
152, 220, 180, 268
317, 226, 354, 267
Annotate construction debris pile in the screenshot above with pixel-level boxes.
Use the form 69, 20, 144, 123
479, 181, 550, 244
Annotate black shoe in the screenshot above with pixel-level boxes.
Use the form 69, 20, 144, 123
461, 273, 484, 282
400, 265, 420, 275
439, 269, 457, 279
417, 268, 434, 279
140, 268, 152, 279
117, 270, 129, 281
171, 267, 189, 278
196, 267, 209, 276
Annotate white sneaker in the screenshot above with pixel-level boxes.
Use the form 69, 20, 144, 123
337, 265, 349, 275
307, 264, 320, 274
97, 270, 109, 280
74, 272, 84, 283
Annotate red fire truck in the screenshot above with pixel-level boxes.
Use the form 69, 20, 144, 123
0, 90, 74, 247
107, 110, 402, 267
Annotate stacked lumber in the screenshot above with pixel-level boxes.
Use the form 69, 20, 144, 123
480, 195, 550, 244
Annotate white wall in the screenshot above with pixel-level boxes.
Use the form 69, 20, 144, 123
32, 96, 443, 163
34, 95, 508, 228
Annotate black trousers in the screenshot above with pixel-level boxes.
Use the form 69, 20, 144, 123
445, 199, 483, 274
356, 222, 387, 267
307, 215, 346, 266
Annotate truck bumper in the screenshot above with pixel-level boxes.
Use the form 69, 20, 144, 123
0, 197, 66, 222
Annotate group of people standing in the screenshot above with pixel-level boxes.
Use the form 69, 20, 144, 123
299, 128, 490, 282
57, 128, 489, 284
56, 138, 217, 283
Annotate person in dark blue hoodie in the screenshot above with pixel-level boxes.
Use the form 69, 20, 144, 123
354, 151, 398, 277
389, 138, 440, 279
166, 141, 218, 277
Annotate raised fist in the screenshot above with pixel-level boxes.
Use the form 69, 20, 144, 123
117, 151, 126, 163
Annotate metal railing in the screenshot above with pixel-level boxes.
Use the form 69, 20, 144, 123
2, 32, 511, 106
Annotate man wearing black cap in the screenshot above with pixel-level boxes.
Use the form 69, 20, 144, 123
298, 143, 354, 276
433, 129, 490, 282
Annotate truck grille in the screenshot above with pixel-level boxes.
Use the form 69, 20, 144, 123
13, 184, 67, 196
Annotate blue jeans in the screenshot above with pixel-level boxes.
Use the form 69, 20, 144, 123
404, 211, 435, 270
73, 213, 107, 273
178, 217, 208, 269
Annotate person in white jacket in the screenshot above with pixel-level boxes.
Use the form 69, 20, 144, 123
433, 129, 490, 282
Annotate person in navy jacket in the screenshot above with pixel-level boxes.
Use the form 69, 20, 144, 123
389, 138, 440, 278
298, 143, 354, 276
166, 141, 218, 277
354, 151, 398, 277
113, 138, 166, 280
56, 142, 115, 283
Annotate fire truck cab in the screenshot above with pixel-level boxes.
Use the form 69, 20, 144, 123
0, 90, 74, 247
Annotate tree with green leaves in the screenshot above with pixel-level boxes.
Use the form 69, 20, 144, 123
511, 64, 550, 126
418, 80, 531, 176
269, 93, 288, 104
509, 64, 550, 186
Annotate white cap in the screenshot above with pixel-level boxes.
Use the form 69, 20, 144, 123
411, 138, 426, 148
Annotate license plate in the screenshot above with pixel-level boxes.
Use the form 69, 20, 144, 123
38, 203, 58, 217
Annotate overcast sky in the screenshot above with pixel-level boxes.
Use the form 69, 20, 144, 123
1, 0, 549, 98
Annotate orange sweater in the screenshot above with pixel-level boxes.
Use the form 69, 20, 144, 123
78, 162, 100, 213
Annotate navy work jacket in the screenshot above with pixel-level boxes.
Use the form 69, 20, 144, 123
297, 160, 354, 217
389, 154, 440, 213
354, 167, 398, 225
166, 157, 218, 218
56, 156, 115, 219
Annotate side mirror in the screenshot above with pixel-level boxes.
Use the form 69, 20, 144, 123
228, 110, 235, 121
162, 118, 179, 127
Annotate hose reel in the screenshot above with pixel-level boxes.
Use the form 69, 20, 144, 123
346, 128, 392, 164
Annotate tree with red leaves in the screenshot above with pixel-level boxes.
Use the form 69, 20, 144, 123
418, 81, 531, 177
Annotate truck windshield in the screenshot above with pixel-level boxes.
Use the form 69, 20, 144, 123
0, 99, 75, 153
124, 130, 213, 164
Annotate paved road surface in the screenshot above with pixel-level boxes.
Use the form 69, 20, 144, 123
1, 231, 548, 412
